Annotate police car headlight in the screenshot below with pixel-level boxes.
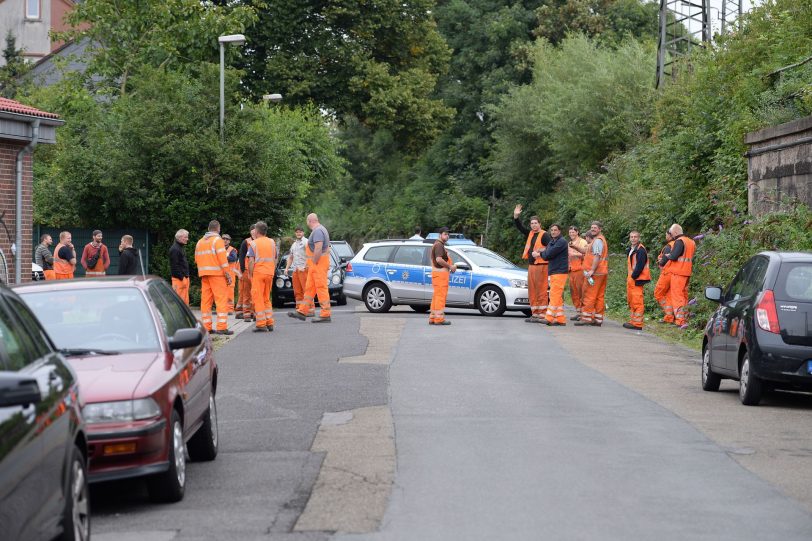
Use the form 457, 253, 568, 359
331, 274, 341, 285
510, 279, 528, 289
275, 278, 285, 288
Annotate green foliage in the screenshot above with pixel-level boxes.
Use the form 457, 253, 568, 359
534, 0, 660, 46
28, 65, 343, 277
58, 0, 256, 95
0, 31, 29, 98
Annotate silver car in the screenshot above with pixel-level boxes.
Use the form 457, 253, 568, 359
344, 240, 531, 316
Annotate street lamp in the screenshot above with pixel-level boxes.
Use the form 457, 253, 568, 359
219, 34, 246, 141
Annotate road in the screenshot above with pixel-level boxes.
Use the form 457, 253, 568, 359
92, 300, 812, 540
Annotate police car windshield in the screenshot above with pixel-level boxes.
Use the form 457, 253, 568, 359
456, 248, 515, 268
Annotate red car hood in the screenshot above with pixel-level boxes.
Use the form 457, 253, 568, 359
68, 352, 164, 404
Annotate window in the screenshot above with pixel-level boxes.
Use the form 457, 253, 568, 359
446, 250, 469, 267
392, 246, 427, 266
0, 301, 35, 371
776, 263, 812, 302
151, 281, 197, 335
26, 0, 40, 20
364, 245, 395, 263
6, 297, 51, 359
725, 256, 768, 302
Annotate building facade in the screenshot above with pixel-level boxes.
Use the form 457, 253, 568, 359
0, 0, 77, 65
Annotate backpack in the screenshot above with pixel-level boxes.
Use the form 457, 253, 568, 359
87, 245, 103, 269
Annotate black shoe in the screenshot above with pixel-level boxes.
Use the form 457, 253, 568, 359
433, 320, 451, 326
235, 313, 245, 320
591, 322, 602, 327
551, 322, 565, 326
570, 315, 581, 321
214, 329, 234, 336
252, 327, 267, 333
267, 325, 274, 332
288, 311, 306, 321
573, 320, 591, 326
541, 319, 552, 326
312, 316, 332, 323
525, 317, 540, 323
623, 323, 642, 330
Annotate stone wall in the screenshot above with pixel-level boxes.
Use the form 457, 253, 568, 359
745, 115, 812, 216
0, 141, 33, 284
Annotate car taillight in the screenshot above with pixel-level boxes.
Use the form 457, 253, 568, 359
346, 262, 353, 273
755, 289, 780, 334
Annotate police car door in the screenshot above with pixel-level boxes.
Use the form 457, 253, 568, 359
445, 249, 473, 305
386, 245, 430, 302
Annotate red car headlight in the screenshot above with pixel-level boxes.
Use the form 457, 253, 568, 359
83, 398, 161, 424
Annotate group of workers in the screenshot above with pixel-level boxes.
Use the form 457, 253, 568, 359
34, 230, 140, 279
169, 213, 333, 335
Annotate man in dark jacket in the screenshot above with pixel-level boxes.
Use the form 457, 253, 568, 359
624, 231, 651, 330
118, 235, 139, 275
540, 224, 569, 326
169, 229, 191, 305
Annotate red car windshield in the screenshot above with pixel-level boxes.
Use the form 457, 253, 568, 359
20, 287, 161, 353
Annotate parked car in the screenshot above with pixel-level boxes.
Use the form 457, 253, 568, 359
331, 240, 355, 263
32, 262, 45, 281
0, 283, 90, 541
15, 276, 219, 503
424, 232, 476, 246
272, 251, 347, 307
702, 251, 812, 405
344, 240, 531, 316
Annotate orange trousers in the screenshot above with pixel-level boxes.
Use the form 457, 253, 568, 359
528, 264, 549, 318
298, 256, 331, 318
200, 275, 230, 331
626, 277, 645, 329
653, 271, 673, 323
292, 269, 308, 311
44, 269, 56, 280
581, 274, 608, 325
569, 270, 585, 315
670, 274, 691, 326
229, 276, 238, 313
545, 273, 568, 324
239, 273, 254, 318
55, 272, 74, 280
172, 277, 190, 305
430, 270, 449, 323
251, 273, 275, 328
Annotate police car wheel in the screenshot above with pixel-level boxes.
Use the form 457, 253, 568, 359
363, 283, 392, 313
409, 304, 430, 313
476, 286, 506, 317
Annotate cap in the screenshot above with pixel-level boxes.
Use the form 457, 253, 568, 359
437, 226, 449, 234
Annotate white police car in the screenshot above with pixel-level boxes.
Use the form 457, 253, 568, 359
344, 240, 531, 316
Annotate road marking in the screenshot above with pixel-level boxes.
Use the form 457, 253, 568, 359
340, 317, 406, 364
94, 531, 177, 541
294, 405, 395, 533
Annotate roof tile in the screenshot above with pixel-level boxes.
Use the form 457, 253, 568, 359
0, 97, 60, 120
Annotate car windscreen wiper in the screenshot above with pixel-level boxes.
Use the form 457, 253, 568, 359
59, 348, 119, 356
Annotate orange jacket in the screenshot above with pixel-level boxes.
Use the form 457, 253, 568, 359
195, 233, 230, 278
522, 230, 548, 265
668, 236, 695, 277
628, 243, 651, 282
226, 245, 240, 275
53, 242, 74, 275
584, 234, 609, 275
251, 237, 277, 276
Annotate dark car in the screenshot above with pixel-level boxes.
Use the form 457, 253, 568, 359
272, 250, 347, 307
15, 276, 218, 503
331, 240, 355, 263
702, 252, 812, 405
0, 284, 90, 541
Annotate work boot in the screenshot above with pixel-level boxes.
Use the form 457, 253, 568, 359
311, 316, 332, 323
434, 320, 451, 326
551, 322, 566, 326
214, 329, 234, 336
267, 325, 274, 332
573, 320, 592, 326
252, 327, 267, 333
235, 313, 245, 320
570, 315, 581, 321
525, 317, 539, 323
288, 311, 306, 321
623, 323, 642, 330
306, 311, 316, 318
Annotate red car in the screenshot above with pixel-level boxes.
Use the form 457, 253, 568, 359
15, 276, 219, 503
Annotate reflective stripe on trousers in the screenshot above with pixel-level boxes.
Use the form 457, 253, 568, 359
429, 269, 450, 323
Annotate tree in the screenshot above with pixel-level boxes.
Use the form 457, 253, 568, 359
533, 0, 659, 46
0, 31, 29, 98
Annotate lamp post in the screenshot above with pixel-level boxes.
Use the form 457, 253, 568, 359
218, 34, 246, 141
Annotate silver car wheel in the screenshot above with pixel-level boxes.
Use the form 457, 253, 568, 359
739, 357, 750, 400
702, 348, 710, 384
173, 420, 186, 488
209, 394, 218, 450
367, 287, 386, 310
72, 458, 90, 541
479, 289, 502, 313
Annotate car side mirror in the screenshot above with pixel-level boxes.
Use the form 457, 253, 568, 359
168, 328, 204, 349
339, 261, 349, 269
705, 286, 723, 303
0, 375, 42, 408
340, 256, 350, 263
455, 262, 471, 271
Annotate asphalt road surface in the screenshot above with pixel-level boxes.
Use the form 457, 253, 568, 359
92, 300, 812, 541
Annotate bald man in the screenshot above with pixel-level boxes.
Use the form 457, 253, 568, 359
289, 213, 332, 323
663, 224, 696, 329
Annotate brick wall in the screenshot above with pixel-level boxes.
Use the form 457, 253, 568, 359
0, 141, 33, 284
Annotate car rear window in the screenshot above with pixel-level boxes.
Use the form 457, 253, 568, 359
775, 263, 812, 302
364, 246, 395, 262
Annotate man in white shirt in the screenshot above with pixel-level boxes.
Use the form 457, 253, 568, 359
284, 226, 310, 314
409, 226, 424, 240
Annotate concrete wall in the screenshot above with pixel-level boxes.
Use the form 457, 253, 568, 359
745, 115, 812, 216
0, 140, 33, 284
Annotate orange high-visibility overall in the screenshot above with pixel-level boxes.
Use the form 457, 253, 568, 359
545, 273, 568, 325
581, 234, 609, 325
626, 243, 652, 329
195, 233, 231, 331
654, 240, 675, 323
298, 244, 331, 318
522, 230, 548, 318
430, 247, 452, 324
53, 243, 75, 280
239, 237, 254, 319
172, 277, 190, 305
568, 240, 586, 316
226, 245, 239, 313
250, 237, 276, 329
669, 236, 696, 327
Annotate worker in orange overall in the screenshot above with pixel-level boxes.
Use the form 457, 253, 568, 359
567, 226, 588, 321
540, 224, 569, 326
53, 231, 77, 280
284, 226, 311, 315
513, 204, 551, 323
222, 234, 241, 314
194, 220, 233, 335
623, 231, 651, 330
429, 227, 457, 325
654, 230, 675, 323
663, 224, 696, 329
289, 213, 332, 323
236, 225, 256, 321
248, 221, 276, 332
575, 221, 609, 327
80, 230, 111, 277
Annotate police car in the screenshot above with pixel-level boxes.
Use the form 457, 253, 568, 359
344, 240, 531, 316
